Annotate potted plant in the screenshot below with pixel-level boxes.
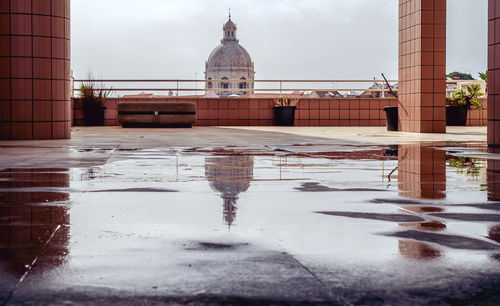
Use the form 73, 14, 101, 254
446, 84, 484, 126
478, 70, 488, 93
273, 96, 300, 126
79, 78, 111, 126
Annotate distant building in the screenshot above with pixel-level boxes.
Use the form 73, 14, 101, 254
308, 91, 345, 98
205, 13, 255, 97
360, 82, 398, 98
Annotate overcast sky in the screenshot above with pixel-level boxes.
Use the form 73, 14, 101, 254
71, 0, 487, 81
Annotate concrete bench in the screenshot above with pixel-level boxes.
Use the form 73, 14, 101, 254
117, 102, 197, 128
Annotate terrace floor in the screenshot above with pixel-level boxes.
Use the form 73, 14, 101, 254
1, 126, 499, 305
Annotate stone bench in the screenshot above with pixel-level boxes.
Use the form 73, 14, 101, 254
117, 102, 197, 128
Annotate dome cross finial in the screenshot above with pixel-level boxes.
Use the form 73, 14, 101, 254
222, 12, 237, 43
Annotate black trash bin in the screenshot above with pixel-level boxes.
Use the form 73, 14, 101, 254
274, 106, 296, 126
383, 106, 398, 131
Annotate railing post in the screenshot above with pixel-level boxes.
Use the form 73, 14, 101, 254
177, 81, 179, 96
280, 80, 282, 96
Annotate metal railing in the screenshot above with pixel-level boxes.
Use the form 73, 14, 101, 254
71, 79, 487, 98
72, 79, 399, 98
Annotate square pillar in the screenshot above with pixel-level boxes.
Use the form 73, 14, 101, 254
488, 0, 500, 147
398, 0, 447, 133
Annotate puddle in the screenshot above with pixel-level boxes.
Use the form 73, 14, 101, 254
0, 142, 500, 302
185, 242, 250, 251
88, 188, 178, 193
296, 182, 385, 192
428, 213, 500, 222
316, 211, 425, 222
384, 230, 500, 250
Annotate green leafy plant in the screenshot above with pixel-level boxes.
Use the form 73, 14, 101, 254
447, 84, 484, 110
478, 71, 488, 82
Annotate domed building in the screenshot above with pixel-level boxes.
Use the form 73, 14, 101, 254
205, 14, 255, 97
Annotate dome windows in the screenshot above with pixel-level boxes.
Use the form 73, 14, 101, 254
222, 77, 229, 89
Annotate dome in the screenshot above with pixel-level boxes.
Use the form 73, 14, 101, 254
205, 14, 255, 97
206, 43, 254, 72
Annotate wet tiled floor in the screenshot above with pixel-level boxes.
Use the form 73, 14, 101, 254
0, 127, 499, 304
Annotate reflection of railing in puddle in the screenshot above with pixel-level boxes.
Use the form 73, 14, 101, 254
0, 168, 70, 276
205, 156, 254, 227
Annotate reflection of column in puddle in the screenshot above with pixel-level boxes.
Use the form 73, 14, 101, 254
487, 149, 500, 201
205, 156, 254, 227
398, 144, 446, 199
488, 225, 500, 261
488, 225, 500, 262
0, 168, 70, 276
488, 225, 500, 243
397, 206, 445, 260
399, 206, 446, 231
487, 151, 500, 261
398, 240, 441, 260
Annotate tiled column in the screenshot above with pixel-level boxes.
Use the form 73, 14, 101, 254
0, 0, 71, 140
487, 150, 500, 201
398, 144, 446, 199
398, 0, 446, 133
488, 0, 500, 147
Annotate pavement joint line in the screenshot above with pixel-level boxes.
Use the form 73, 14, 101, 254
286, 254, 334, 298
2, 225, 62, 306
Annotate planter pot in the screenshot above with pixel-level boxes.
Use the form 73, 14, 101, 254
446, 105, 468, 126
383, 106, 398, 131
83, 103, 106, 126
273, 106, 296, 126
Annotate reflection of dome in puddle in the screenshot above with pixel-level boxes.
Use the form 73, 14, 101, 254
205, 156, 254, 226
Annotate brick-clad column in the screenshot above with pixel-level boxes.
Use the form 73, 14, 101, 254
0, 0, 71, 140
398, 0, 446, 133
488, 0, 500, 147
488, 155, 500, 201
398, 144, 446, 199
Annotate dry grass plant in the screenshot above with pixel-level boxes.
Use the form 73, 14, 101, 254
79, 73, 112, 107
274, 96, 300, 107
